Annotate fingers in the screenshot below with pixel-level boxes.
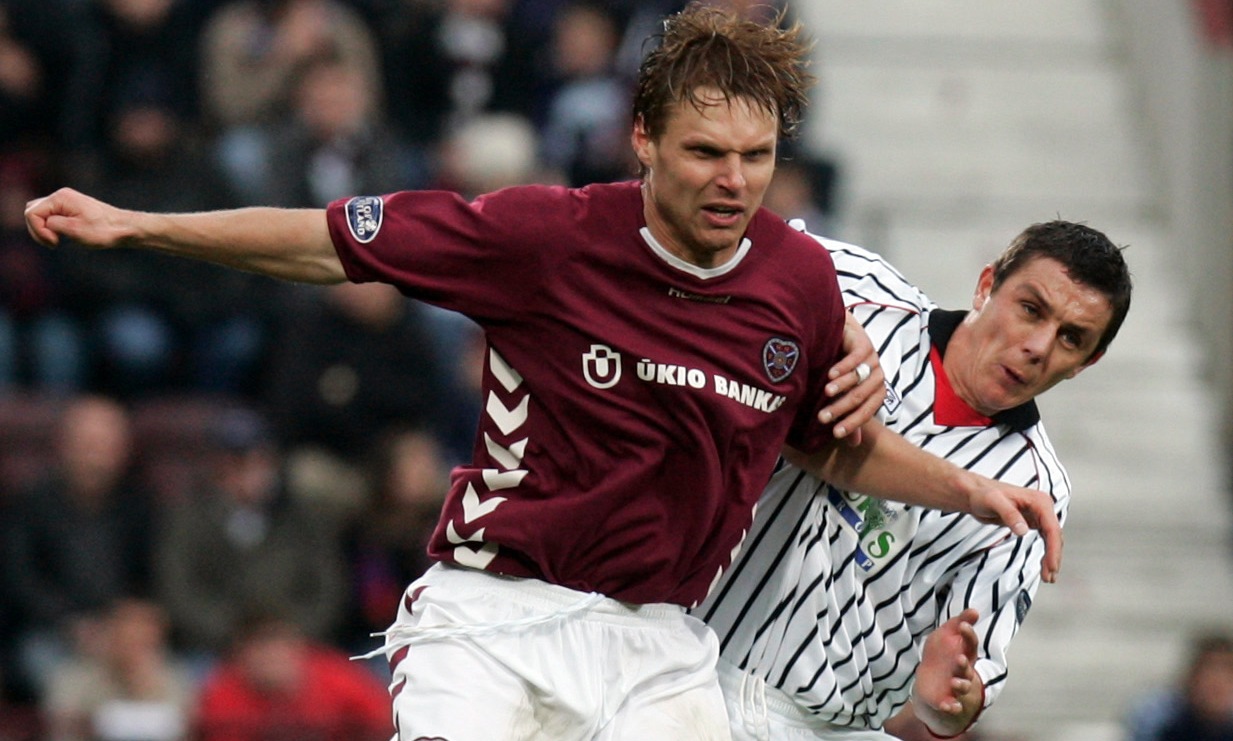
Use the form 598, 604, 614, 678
984, 487, 1063, 583
825, 358, 882, 398
819, 363, 885, 439
823, 312, 885, 439
24, 196, 60, 247
938, 677, 973, 713
821, 378, 884, 439
954, 610, 980, 650
1037, 506, 1064, 583
827, 349, 865, 379
1012, 488, 1063, 583
829, 311, 873, 379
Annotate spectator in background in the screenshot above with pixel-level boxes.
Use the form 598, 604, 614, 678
264, 281, 451, 524
612, 0, 791, 96
55, 78, 275, 398
0, 0, 98, 174
338, 427, 450, 660
1, 395, 155, 699
538, 1, 635, 187
198, 0, 382, 201
0, 151, 87, 393
195, 612, 390, 741
432, 111, 549, 197
0, 1, 46, 150
376, 0, 547, 149
1126, 630, 1233, 741
42, 598, 195, 741
154, 407, 345, 661
264, 52, 417, 208
761, 142, 841, 235
71, 0, 203, 186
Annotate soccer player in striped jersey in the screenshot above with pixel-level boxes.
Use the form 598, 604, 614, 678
697, 220, 1133, 740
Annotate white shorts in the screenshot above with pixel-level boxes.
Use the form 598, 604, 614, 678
718, 660, 895, 741
379, 563, 732, 741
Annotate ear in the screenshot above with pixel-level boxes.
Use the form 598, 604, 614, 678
973, 264, 995, 310
631, 115, 653, 169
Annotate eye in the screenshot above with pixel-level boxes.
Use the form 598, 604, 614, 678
1020, 302, 1040, 318
1059, 329, 1083, 350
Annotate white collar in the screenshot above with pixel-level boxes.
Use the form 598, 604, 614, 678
639, 227, 751, 280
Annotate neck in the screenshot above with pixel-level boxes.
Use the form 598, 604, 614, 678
940, 321, 988, 416
639, 184, 737, 269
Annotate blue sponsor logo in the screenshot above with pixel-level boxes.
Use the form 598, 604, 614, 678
346, 196, 383, 243
828, 488, 875, 570
828, 486, 912, 575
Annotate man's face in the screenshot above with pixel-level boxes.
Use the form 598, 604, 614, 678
632, 88, 777, 268
949, 256, 1113, 416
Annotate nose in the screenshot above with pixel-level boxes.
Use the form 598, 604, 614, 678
1021, 324, 1054, 363
715, 154, 747, 192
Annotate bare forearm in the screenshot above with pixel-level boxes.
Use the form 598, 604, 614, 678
785, 418, 1062, 579
785, 420, 974, 512
26, 188, 346, 284
128, 207, 345, 284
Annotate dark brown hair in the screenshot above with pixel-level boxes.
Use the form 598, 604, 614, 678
991, 220, 1133, 359
632, 2, 814, 141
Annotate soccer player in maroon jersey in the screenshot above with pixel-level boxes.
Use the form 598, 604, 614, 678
25, 4, 1060, 739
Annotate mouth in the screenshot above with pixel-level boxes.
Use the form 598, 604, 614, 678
701, 203, 745, 228
1000, 365, 1027, 386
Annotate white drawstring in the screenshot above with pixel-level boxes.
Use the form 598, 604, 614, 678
738, 670, 770, 741
352, 591, 607, 661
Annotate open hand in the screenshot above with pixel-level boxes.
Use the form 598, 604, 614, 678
819, 311, 885, 443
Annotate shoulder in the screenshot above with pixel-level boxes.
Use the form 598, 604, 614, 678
1020, 422, 1071, 496
746, 213, 840, 285
469, 180, 641, 232
783, 222, 931, 309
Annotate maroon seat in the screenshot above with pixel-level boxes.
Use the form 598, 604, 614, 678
130, 393, 239, 503
0, 703, 44, 741
0, 392, 65, 498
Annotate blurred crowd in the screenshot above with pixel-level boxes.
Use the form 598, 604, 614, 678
0, 0, 842, 400
1, 0, 1230, 739
0, 0, 1229, 740
0, 0, 838, 734
0, 0, 839, 737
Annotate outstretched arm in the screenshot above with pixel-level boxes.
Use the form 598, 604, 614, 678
25, 187, 346, 284
783, 422, 1062, 582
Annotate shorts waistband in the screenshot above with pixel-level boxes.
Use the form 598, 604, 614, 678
717, 659, 823, 726
715, 658, 896, 738
421, 563, 689, 626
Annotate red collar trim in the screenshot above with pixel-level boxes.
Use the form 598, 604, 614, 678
930, 345, 993, 427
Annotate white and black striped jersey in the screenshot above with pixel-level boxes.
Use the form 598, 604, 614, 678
694, 236, 1070, 730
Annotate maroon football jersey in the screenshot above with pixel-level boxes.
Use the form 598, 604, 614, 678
325, 180, 845, 606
